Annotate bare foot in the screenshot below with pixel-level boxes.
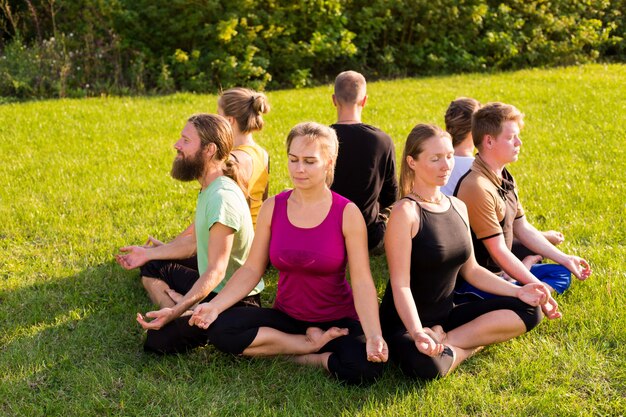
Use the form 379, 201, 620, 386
522, 254, 543, 270
542, 230, 564, 246
425, 325, 447, 344
442, 344, 482, 376
165, 288, 184, 303
305, 327, 349, 352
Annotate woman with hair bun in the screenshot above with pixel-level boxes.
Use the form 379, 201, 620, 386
218, 88, 271, 227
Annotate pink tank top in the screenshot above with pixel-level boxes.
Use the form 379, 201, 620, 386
270, 190, 359, 322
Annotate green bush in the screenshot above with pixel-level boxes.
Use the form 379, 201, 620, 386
0, 35, 75, 98
0, 0, 624, 98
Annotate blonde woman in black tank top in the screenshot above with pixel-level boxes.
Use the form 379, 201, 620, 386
379, 124, 561, 380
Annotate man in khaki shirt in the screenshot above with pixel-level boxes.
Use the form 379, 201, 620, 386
454, 102, 591, 299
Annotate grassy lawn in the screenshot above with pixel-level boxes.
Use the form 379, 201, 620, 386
1, 64, 624, 416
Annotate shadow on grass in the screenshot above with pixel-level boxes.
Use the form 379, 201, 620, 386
0, 259, 440, 416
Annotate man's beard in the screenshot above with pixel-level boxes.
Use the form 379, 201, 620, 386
171, 148, 205, 181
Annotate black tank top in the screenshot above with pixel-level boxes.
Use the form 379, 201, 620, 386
380, 196, 472, 335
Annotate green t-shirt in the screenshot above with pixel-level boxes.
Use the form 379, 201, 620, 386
195, 176, 263, 295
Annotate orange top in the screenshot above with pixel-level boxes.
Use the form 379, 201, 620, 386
234, 143, 269, 228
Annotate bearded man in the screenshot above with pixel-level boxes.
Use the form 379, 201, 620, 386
116, 114, 262, 354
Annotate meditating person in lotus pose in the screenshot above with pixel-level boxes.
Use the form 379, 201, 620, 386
189, 122, 388, 385
116, 88, 272, 353
379, 123, 561, 379
441, 97, 564, 262
133, 87, 271, 272
116, 113, 262, 354
453, 102, 591, 300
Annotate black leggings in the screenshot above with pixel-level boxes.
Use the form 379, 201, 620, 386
386, 296, 541, 380
207, 307, 384, 385
139, 257, 262, 354
143, 292, 261, 354
140, 256, 202, 297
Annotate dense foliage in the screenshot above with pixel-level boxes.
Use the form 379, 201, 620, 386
1, 0, 624, 98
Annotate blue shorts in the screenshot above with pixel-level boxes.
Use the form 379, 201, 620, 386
454, 263, 571, 303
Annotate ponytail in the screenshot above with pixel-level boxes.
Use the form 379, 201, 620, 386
218, 88, 270, 134
222, 158, 249, 200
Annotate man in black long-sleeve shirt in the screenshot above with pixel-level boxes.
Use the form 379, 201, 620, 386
330, 71, 399, 254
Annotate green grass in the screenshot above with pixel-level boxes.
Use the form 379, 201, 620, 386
1, 64, 625, 416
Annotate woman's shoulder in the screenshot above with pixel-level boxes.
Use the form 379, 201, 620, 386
341, 200, 362, 218
234, 143, 268, 165
447, 195, 466, 206
392, 196, 417, 212
275, 188, 293, 201
331, 190, 352, 207
388, 197, 420, 225
257, 194, 278, 227
261, 189, 289, 213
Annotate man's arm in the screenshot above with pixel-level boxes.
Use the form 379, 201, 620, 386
137, 222, 235, 330
116, 233, 197, 270
171, 222, 195, 243
454, 199, 561, 319
190, 197, 276, 329
513, 217, 591, 280
482, 233, 543, 286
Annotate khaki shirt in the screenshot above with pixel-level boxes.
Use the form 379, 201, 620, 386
455, 154, 524, 272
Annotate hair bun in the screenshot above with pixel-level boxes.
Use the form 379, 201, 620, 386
252, 94, 270, 114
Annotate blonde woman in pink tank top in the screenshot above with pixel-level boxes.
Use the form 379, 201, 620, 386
189, 122, 388, 385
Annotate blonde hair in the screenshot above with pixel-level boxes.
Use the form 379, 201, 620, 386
445, 97, 481, 148
187, 113, 248, 197
218, 87, 270, 134
400, 124, 452, 196
472, 102, 524, 150
286, 122, 339, 187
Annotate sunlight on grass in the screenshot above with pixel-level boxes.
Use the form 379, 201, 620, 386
1, 64, 625, 416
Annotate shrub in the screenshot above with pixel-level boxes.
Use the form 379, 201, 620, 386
0, 0, 624, 99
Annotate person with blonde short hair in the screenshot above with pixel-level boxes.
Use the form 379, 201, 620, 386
442, 98, 564, 258
189, 121, 388, 385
